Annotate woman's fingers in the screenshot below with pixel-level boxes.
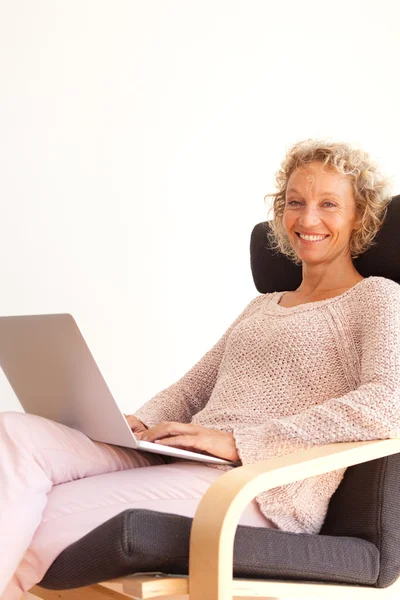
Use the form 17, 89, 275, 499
136, 424, 240, 461
124, 414, 148, 433
153, 435, 202, 448
154, 435, 210, 456
137, 421, 201, 442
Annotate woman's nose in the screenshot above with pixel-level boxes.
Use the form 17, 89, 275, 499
297, 206, 323, 227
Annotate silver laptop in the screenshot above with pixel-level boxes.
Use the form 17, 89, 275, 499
0, 313, 234, 466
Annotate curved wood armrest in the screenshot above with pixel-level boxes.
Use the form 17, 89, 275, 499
189, 438, 400, 600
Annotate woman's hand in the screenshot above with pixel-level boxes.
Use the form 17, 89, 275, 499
135, 421, 240, 462
124, 414, 148, 435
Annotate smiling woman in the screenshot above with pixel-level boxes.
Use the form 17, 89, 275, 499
1, 138, 398, 600
264, 139, 393, 301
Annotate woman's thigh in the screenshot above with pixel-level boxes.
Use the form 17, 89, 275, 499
17, 461, 277, 592
0, 410, 166, 487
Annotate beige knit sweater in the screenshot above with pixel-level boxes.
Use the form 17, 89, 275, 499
135, 275, 400, 534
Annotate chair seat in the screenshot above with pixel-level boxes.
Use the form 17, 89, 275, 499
38, 509, 379, 591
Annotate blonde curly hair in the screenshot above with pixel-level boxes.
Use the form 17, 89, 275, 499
264, 139, 394, 266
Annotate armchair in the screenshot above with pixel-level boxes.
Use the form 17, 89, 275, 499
30, 194, 400, 600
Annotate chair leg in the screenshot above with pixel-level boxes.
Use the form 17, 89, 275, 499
28, 585, 133, 600
28, 589, 192, 600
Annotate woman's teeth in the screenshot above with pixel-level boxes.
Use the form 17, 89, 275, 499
297, 233, 329, 242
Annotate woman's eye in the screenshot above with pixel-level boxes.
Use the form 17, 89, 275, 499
287, 200, 336, 207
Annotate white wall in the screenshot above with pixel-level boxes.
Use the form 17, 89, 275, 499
0, 0, 399, 413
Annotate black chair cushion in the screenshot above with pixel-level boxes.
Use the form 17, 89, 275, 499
38, 509, 379, 590
320, 453, 400, 588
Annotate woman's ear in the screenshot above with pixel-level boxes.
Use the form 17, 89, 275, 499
353, 210, 363, 231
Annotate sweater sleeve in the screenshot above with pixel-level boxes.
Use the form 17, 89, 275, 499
232, 281, 400, 463
134, 294, 266, 428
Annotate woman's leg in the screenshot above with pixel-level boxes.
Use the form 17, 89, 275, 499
5, 459, 277, 599
0, 410, 165, 598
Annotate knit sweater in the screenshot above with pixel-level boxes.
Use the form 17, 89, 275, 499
135, 275, 400, 534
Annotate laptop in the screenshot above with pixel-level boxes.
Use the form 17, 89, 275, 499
0, 313, 235, 466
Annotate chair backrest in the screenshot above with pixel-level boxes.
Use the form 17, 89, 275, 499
249, 194, 400, 588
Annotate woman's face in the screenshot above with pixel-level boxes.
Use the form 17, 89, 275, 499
282, 162, 362, 263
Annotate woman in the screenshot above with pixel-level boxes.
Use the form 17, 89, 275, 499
1, 139, 400, 599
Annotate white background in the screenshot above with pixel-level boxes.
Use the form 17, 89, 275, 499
0, 0, 399, 413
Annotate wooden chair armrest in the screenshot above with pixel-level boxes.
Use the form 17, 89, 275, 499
188, 438, 400, 600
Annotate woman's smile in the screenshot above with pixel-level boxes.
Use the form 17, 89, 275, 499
295, 232, 330, 245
